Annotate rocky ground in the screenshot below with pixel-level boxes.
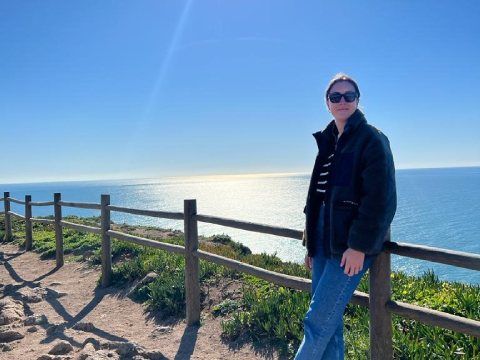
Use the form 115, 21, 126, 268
0, 243, 280, 360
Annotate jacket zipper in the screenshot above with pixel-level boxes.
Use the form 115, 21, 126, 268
326, 131, 342, 256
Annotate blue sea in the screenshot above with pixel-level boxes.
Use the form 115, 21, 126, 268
2, 167, 480, 285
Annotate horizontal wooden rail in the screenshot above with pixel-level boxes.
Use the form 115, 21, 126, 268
8, 211, 25, 220
196, 214, 303, 240
58, 201, 102, 210
31, 218, 55, 225
195, 249, 310, 290
60, 220, 102, 234
107, 205, 184, 220
352, 290, 370, 308
386, 300, 480, 338
386, 241, 480, 271
107, 230, 186, 255
8, 197, 26, 205
29, 201, 54, 206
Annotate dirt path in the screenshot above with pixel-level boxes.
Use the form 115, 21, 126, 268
0, 243, 279, 360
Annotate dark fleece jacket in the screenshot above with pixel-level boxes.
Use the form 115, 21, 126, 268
303, 109, 397, 259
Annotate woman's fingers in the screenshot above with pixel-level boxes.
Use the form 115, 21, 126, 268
344, 259, 361, 276
349, 265, 356, 276
304, 255, 312, 270
342, 249, 367, 276
340, 253, 346, 267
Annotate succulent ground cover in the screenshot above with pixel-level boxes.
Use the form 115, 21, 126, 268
1, 216, 479, 359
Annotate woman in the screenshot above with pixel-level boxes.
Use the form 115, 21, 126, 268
295, 73, 397, 359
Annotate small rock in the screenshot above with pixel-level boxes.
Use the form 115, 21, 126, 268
0, 298, 24, 325
46, 289, 68, 299
48, 282, 63, 286
138, 350, 167, 360
126, 272, 158, 298
48, 340, 73, 355
149, 325, 173, 339
76, 342, 96, 360
73, 322, 95, 332
82, 250, 94, 261
0, 329, 24, 342
24, 314, 48, 326
83, 343, 96, 352
19, 287, 46, 303
0, 343, 13, 352
27, 326, 38, 333
82, 337, 100, 350
37, 356, 53, 360
79, 350, 119, 360
25, 294, 43, 303
46, 323, 64, 335
141, 272, 158, 285
154, 326, 172, 334
101, 341, 139, 357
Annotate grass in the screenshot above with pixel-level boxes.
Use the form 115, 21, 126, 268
1, 215, 479, 359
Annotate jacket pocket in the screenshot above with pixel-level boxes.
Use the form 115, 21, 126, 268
334, 200, 359, 209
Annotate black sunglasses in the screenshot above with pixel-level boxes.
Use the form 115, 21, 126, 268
327, 91, 358, 103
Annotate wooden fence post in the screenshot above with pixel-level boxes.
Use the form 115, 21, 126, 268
3, 192, 12, 241
370, 230, 393, 360
54, 193, 64, 267
25, 195, 33, 250
101, 194, 112, 287
184, 199, 201, 325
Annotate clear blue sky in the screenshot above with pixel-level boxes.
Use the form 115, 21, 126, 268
1, 1, 479, 184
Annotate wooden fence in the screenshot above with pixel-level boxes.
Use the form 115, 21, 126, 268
1, 191, 479, 359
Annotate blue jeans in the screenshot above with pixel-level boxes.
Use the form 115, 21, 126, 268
295, 206, 376, 360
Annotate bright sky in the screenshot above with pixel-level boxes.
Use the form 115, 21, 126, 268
1, 1, 479, 184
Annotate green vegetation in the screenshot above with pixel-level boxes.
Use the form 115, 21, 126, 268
1, 215, 479, 359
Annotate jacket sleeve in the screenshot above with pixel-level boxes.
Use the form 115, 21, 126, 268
347, 134, 397, 254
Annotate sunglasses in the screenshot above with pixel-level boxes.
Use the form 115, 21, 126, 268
327, 91, 358, 103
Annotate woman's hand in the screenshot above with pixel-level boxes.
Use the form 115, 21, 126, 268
304, 254, 313, 271
340, 248, 365, 276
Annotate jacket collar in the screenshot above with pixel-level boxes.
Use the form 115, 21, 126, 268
312, 109, 366, 150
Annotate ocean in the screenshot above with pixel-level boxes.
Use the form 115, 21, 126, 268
1, 167, 479, 285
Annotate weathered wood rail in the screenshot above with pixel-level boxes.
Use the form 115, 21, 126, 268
1, 191, 479, 359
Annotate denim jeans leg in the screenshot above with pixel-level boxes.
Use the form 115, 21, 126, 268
294, 256, 375, 360
311, 248, 327, 293
323, 256, 376, 359
296, 242, 328, 356
322, 323, 344, 360
311, 204, 327, 293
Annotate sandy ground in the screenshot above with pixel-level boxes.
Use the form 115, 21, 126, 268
0, 243, 281, 360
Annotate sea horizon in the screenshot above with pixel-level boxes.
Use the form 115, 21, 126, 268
1, 165, 479, 187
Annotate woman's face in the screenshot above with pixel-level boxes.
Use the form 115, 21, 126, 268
326, 81, 359, 122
